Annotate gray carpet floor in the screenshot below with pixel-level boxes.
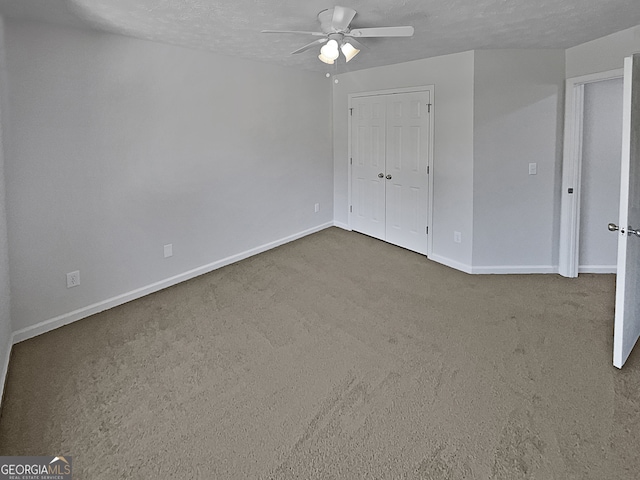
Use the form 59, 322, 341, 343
0, 227, 638, 479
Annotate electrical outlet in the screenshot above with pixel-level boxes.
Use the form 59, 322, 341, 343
66, 270, 80, 288
454, 231, 462, 244
528, 163, 537, 175
164, 244, 173, 258
314, 203, 320, 213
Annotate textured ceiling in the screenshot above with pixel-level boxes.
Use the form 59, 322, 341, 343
1, 0, 640, 73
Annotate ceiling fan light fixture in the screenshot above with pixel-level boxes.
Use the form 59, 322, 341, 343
318, 52, 335, 64
341, 42, 360, 62
320, 39, 340, 61
263, 7, 414, 67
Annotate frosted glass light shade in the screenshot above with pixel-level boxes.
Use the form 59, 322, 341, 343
320, 39, 339, 61
341, 42, 360, 62
318, 53, 335, 64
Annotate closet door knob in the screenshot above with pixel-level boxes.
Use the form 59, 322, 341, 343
378, 173, 384, 178
386, 174, 392, 180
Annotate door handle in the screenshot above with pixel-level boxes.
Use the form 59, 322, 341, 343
608, 222, 640, 236
378, 173, 384, 178
608, 223, 626, 234
386, 174, 392, 180
628, 226, 640, 237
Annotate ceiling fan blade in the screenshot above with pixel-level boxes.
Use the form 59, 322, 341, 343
290, 38, 328, 55
347, 26, 414, 38
261, 30, 326, 36
332, 6, 357, 32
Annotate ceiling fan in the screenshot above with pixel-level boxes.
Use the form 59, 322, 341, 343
262, 6, 414, 65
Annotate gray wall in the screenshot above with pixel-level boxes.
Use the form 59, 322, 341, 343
472, 49, 565, 271
333, 51, 476, 269
566, 24, 640, 78
4, 20, 333, 333
0, 16, 11, 396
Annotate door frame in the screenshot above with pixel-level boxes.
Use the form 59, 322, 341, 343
347, 85, 435, 257
558, 69, 623, 277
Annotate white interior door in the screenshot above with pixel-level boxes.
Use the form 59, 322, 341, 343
351, 95, 386, 240
385, 92, 430, 254
350, 90, 431, 255
613, 53, 640, 368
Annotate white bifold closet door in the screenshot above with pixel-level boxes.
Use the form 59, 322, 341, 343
351, 90, 431, 255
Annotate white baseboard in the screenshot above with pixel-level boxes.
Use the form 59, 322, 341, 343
12, 222, 333, 344
429, 255, 558, 275
428, 254, 473, 274
470, 265, 558, 274
578, 265, 617, 274
333, 221, 351, 230
0, 332, 14, 411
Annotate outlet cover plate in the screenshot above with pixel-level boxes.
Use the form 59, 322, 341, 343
66, 270, 80, 288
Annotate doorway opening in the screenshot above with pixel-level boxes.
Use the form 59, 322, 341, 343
559, 69, 623, 277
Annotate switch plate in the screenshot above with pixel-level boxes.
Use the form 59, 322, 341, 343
314, 203, 320, 213
454, 231, 462, 243
164, 244, 173, 258
66, 270, 80, 288
529, 163, 537, 175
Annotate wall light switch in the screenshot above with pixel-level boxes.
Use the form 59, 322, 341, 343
164, 244, 173, 258
529, 163, 537, 175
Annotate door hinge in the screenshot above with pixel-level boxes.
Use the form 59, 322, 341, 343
427, 103, 432, 113
350, 205, 353, 213
426, 226, 429, 234
350, 158, 353, 165
349, 108, 353, 116
427, 166, 430, 174
568, 188, 574, 194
